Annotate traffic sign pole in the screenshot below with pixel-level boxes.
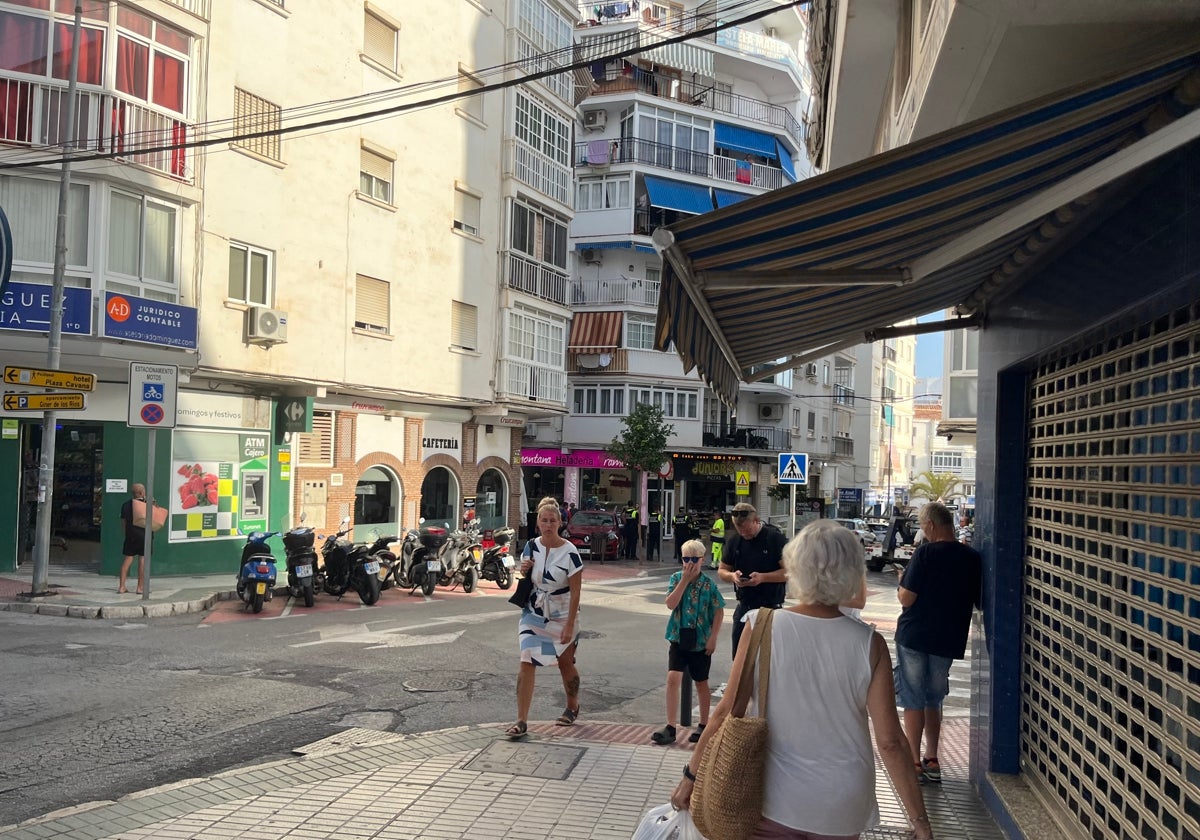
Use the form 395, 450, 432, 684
142, 429, 155, 600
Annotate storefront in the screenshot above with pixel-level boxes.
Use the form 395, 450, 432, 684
670, 453, 754, 514
519, 448, 628, 511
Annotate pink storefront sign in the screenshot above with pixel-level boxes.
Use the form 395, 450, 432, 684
519, 448, 626, 469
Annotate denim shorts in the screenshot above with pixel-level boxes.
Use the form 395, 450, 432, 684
895, 644, 953, 710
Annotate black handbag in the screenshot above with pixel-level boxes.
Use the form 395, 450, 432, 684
508, 574, 534, 608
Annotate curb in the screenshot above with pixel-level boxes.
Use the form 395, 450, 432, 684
0, 592, 226, 620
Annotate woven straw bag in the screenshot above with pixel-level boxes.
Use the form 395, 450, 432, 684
691, 607, 775, 840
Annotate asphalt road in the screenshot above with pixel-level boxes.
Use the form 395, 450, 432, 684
0, 570, 706, 826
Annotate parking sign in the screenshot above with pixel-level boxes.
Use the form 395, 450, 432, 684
128, 363, 178, 428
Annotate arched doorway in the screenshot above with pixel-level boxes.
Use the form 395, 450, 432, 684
475, 469, 508, 531
354, 466, 401, 538
420, 466, 459, 527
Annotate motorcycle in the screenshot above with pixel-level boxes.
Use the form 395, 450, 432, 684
237, 531, 279, 614
386, 520, 446, 597
281, 517, 319, 607
478, 526, 516, 590
363, 530, 400, 592
437, 523, 482, 592
316, 517, 382, 605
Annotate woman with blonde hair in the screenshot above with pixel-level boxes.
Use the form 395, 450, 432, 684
505, 496, 584, 739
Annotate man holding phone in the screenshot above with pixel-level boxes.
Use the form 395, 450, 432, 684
717, 502, 788, 658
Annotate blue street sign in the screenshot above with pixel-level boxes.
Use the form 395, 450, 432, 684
104, 292, 198, 350
777, 452, 809, 484
0, 281, 92, 335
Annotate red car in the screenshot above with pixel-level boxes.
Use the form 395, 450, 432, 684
566, 510, 622, 561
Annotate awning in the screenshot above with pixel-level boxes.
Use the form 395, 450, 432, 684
575, 240, 657, 253
776, 139, 797, 183
568, 311, 623, 351
644, 175, 714, 215
654, 48, 1200, 406
713, 189, 752, 208
640, 33, 714, 78
714, 123, 779, 159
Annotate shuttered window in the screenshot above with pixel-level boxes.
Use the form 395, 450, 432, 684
363, 11, 397, 72
296, 411, 333, 466
453, 187, 481, 236
451, 300, 478, 351
359, 146, 393, 203
457, 68, 484, 121
233, 88, 281, 162
355, 274, 390, 333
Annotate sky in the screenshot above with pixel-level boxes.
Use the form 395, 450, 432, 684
915, 311, 943, 380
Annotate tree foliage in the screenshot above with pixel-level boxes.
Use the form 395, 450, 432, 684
908, 471, 964, 502
607, 404, 674, 506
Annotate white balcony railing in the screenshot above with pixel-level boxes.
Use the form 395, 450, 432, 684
506, 251, 570, 307
505, 139, 572, 206
498, 359, 568, 405
162, 0, 211, 18
0, 77, 192, 181
712, 156, 783, 190
571, 277, 660, 307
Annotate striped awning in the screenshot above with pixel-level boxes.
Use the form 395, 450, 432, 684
714, 123, 779, 159
713, 189, 752, 208
640, 32, 714, 78
568, 311, 624, 351
645, 175, 714, 215
653, 48, 1200, 406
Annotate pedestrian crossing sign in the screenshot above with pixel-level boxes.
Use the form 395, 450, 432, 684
777, 452, 809, 484
735, 470, 751, 495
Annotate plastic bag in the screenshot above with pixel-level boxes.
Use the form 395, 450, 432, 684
632, 803, 705, 840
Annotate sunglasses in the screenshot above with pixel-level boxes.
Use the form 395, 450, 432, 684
731, 511, 752, 519
683, 556, 703, 563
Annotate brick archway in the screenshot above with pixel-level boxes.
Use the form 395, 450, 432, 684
420, 455, 463, 526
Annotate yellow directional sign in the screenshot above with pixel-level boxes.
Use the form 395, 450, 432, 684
3, 365, 95, 392
2, 392, 87, 411
735, 470, 751, 496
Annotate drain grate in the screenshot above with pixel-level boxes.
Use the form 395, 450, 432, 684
402, 677, 468, 692
464, 739, 586, 780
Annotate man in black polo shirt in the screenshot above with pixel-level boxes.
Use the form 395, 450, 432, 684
717, 502, 787, 659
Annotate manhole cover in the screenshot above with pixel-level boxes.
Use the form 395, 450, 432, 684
402, 677, 468, 692
464, 740, 585, 780
577, 630, 603, 639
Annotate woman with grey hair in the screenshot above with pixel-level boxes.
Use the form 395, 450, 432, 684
672, 519, 932, 839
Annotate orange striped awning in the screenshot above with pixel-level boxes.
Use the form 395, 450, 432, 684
568, 311, 623, 351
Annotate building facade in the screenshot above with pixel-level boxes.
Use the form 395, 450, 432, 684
851, 335, 917, 515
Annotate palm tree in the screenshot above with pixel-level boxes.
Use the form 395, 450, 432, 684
907, 471, 964, 503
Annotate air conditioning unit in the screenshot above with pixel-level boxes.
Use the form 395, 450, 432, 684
246, 306, 288, 344
583, 109, 607, 130
580, 248, 601, 264
805, 363, 819, 380
759, 404, 785, 420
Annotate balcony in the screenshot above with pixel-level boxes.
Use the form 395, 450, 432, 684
833, 436, 854, 459
702, 424, 790, 451
575, 137, 785, 190
571, 276, 659, 307
585, 66, 803, 147
505, 138, 572, 206
506, 251, 569, 307
0, 77, 192, 181
567, 348, 629, 373
163, 0, 211, 17
498, 359, 568, 405
833, 383, 855, 408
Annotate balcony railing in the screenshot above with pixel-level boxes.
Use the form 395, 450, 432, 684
571, 277, 660, 306
833, 436, 854, 458
498, 359, 568, 405
163, 0, 211, 17
506, 251, 569, 307
833, 384, 855, 407
702, 424, 790, 451
566, 348, 629, 373
586, 67, 803, 146
575, 137, 784, 190
505, 139, 572, 206
0, 77, 191, 181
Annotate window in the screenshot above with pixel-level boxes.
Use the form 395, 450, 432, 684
457, 68, 484, 121
631, 105, 712, 174
514, 90, 570, 166
822, 361, 831, 386
507, 306, 565, 367
106, 190, 178, 293
510, 199, 567, 267
630, 386, 698, 419
227, 243, 273, 305
576, 175, 631, 211
363, 9, 398, 73
297, 411, 334, 466
354, 274, 390, 333
572, 386, 626, 416
451, 300, 477, 351
454, 187, 481, 236
807, 411, 816, 438
625, 314, 655, 350
359, 146, 393, 204
932, 450, 963, 472
233, 87, 281, 162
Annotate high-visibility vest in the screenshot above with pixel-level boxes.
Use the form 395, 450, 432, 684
710, 517, 725, 545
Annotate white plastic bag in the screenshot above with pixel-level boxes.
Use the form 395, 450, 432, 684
632, 803, 706, 840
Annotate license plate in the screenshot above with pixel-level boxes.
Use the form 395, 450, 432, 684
427, 560, 442, 572
502, 556, 516, 568
255, 582, 267, 594
471, 549, 482, 561
364, 561, 380, 574
296, 564, 312, 578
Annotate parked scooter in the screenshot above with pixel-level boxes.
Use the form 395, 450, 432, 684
281, 516, 318, 607
387, 520, 445, 596
478, 526, 516, 589
237, 531, 279, 614
437, 523, 482, 592
363, 530, 400, 592
316, 517, 381, 605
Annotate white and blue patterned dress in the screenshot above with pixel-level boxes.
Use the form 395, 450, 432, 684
518, 537, 584, 666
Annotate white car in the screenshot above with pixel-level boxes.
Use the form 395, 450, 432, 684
832, 518, 878, 546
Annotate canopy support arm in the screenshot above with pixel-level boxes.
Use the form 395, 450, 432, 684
864, 314, 982, 342
700, 268, 909, 289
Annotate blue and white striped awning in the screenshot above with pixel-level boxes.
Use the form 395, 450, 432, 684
713, 189, 752, 208
644, 175, 714, 215
653, 49, 1200, 406
776, 139, 797, 183
714, 123, 778, 159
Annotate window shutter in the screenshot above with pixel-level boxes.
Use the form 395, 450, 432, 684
355, 275, 390, 332
360, 147, 391, 182
363, 12, 396, 69
297, 411, 334, 465
451, 300, 478, 350
453, 189, 480, 236
233, 87, 281, 161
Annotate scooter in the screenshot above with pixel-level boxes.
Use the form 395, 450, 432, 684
363, 530, 400, 592
387, 521, 445, 596
478, 526, 516, 590
281, 517, 318, 607
316, 517, 381, 605
237, 531, 279, 614
437, 523, 482, 592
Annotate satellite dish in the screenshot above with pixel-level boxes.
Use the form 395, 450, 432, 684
598, 353, 612, 367
577, 354, 602, 369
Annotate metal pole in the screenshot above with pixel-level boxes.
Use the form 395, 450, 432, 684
30, 3, 83, 597
680, 671, 693, 727
141, 430, 155, 600
789, 484, 796, 538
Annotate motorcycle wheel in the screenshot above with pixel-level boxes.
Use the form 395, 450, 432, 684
463, 566, 478, 593
250, 590, 265, 614
496, 566, 513, 590
300, 579, 315, 608
359, 573, 381, 606
421, 571, 436, 597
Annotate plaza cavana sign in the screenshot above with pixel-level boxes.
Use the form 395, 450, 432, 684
519, 448, 625, 469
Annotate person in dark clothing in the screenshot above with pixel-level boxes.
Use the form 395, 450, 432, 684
716, 502, 787, 658
645, 506, 663, 562
622, 504, 639, 559
671, 507, 694, 560
895, 501, 982, 785
118, 483, 148, 594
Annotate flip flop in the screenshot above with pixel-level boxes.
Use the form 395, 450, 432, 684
555, 707, 579, 726
504, 721, 528, 740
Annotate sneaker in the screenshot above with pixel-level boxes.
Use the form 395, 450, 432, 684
650, 725, 677, 745
688, 724, 705, 743
921, 758, 941, 783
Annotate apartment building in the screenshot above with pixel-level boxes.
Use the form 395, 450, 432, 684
849, 336, 916, 515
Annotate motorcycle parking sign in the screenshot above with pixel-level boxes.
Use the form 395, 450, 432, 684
142, 382, 164, 402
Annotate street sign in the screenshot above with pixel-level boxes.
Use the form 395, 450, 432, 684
3, 392, 86, 411
777, 452, 809, 484
4, 365, 95, 392
128, 362, 178, 428
735, 470, 750, 495
277, 397, 312, 434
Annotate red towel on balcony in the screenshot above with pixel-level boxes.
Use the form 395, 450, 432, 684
736, 160, 753, 184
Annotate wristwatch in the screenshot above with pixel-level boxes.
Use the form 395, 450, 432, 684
682, 764, 697, 781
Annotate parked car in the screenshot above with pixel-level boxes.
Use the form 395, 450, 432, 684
833, 518, 877, 546
566, 510, 622, 561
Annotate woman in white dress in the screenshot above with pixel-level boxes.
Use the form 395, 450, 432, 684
505, 497, 584, 739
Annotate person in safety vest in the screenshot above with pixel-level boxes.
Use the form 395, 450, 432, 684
708, 510, 727, 569
623, 504, 640, 559
646, 506, 663, 562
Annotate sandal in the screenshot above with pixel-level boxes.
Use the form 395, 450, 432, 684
651, 724, 677, 745
504, 721, 528, 740
921, 757, 941, 783
555, 707, 579, 726
688, 724, 705, 743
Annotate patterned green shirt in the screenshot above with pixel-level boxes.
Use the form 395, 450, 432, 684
665, 572, 726, 650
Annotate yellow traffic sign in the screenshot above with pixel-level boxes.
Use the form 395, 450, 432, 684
3, 365, 95, 392
2, 392, 86, 411
735, 470, 751, 496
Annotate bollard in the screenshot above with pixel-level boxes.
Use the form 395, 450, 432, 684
680, 671, 693, 727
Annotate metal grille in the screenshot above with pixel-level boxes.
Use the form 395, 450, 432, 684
1023, 299, 1200, 840
233, 87, 281, 161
